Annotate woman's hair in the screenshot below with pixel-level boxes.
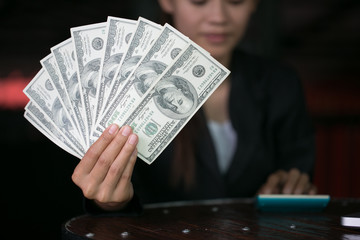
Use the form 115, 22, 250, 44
156, 4, 201, 191
157, 7, 173, 26
170, 111, 203, 191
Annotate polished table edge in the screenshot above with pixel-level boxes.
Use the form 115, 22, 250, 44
143, 197, 255, 209
62, 197, 360, 240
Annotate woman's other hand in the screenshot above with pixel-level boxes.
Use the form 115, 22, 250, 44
258, 168, 317, 195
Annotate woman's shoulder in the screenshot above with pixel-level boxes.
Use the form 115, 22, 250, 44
232, 49, 298, 78
232, 49, 302, 90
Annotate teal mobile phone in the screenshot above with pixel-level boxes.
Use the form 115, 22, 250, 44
256, 194, 330, 212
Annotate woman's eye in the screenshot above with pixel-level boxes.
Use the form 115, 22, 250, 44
190, 0, 244, 6
228, 0, 245, 5
190, 0, 207, 6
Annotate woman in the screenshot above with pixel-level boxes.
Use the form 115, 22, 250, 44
72, 0, 317, 214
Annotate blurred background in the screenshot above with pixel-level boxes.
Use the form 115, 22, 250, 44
0, 0, 359, 239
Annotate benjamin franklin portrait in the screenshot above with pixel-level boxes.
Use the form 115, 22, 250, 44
80, 58, 101, 98
134, 60, 167, 97
154, 76, 198, 119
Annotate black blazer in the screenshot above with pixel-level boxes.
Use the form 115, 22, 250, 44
131, 49, 316, 205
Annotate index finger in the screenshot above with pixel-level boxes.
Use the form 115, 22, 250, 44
260, 170, 287, 194
76, 124, 120, 174
282, 168, 301, 194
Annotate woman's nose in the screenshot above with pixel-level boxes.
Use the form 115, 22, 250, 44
207, 0, 228, 24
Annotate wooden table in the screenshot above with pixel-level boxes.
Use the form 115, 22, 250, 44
62, 198, 360, 239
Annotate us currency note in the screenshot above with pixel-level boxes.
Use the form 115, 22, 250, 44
95, 17, 163, 136
122, 43, 230, 164
23, 68, 86, 155
24, 107, 57, 144
40, 53, 85, 146
94, 16, 137, 126
71, 22, 107, 137
24, 105, 82, 159
91, 23, 190, 142
51, 38, 89, 148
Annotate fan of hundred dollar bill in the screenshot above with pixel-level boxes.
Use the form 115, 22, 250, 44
23, 16, 230, 164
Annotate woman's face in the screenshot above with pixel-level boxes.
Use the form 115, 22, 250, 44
159, 0, 257, 64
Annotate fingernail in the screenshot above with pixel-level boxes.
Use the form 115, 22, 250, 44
128, 134, 138, 145
122, 126, 131, 136
109, 124, 119, 135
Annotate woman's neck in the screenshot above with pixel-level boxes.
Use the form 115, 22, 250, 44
203, 51, 232, 123
203, 77, 231, 123
214, 52, 232, 69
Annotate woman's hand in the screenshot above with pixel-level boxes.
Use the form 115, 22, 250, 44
258, 168, 317, 195
72, 124, 138, 211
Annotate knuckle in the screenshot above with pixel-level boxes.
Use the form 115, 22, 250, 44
97, 155, 112, 168
96, 190, 110, 203
100, 131, 113, 142
121, 172, 131, 182
268, 173, 278, 181
71, 170, 81, 185
113, 133, 127, 147
302, 173, 309, 182
130, 150, 138, 163
71, 166, 86, 186
123, 141, 136, 154
290, 168, 300, 175
115, 185, 133, 203
85, 146, 97, 159
82, 181, 97, 199
108, 164, 121, 177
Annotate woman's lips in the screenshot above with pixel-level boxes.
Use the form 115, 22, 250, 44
204, 33, 227, 44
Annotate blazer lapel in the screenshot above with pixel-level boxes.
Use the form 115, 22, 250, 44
196, 109, 223, 179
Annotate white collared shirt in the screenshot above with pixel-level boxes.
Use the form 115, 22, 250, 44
207, 120, 238, 174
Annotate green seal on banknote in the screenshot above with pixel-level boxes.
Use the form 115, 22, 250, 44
144, 122, 158, 136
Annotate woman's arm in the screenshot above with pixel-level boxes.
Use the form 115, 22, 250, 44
259, 63, 317, 195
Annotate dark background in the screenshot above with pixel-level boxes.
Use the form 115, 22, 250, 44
0, 0, 359, 239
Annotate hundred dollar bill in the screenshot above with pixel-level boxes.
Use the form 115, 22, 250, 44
94, 16, 136, 126
51, 38, 89, 148
95, 17, 163, 136
23, 68, 86, 155
24, 104, 82, 159
122, 43, 230, 164
91, 23, 190, 141
40, 53, 85, 146
24, 107, 57, 144
71, 22, 107, 137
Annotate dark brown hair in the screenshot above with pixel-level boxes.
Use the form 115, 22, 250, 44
170, 112, 203, 191
156, 7, 206, 191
